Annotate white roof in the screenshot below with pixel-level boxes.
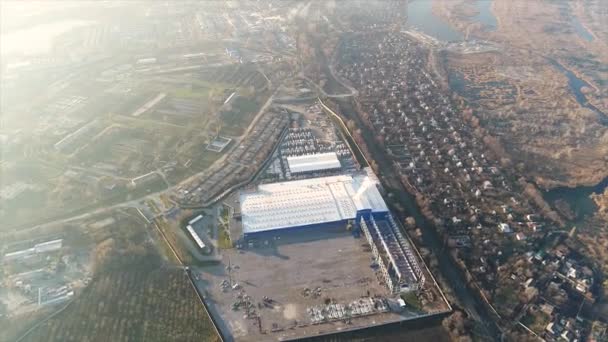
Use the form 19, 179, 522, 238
188, 215, 204, 225
287, 152, 341, 174
186, 225, 206, 249
240, 174, 388, 234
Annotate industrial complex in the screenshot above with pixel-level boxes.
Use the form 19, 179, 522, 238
184, 100, 452, 341
3, 1, 607, 341
196, 164, 448, 341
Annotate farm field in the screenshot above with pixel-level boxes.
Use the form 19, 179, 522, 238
0, 309, 53, 342
219, 96, 263, 136
18, 255, 220, 342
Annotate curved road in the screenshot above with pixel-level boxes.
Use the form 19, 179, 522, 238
8, 79, 277, 237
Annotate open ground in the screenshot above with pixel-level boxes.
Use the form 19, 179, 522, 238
196, 227, 429, 341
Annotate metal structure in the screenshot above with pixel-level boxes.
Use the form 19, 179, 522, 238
360, 215, 425, 293
239, 174, 388, 238
286, 152, 342, 174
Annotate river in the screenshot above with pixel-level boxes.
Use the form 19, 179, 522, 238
427, 1, 607, 124
405, 0, 602, 125
404, 1, 607, 223
571, 15, 593, 42
549, 59, 608, 125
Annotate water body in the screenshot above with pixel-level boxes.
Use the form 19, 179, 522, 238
472, 0, 497, 31
544, 177, 608, 223
549, 59, 608, 125
407, 0, 464, 42
0, 20, 94, 56
571, 15, 594, 42
448, 72, 467, 93
543, 61, 608, 221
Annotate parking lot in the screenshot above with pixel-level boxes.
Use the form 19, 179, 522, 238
195, 228, 422, 341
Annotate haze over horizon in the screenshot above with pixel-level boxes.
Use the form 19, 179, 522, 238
1, 1, 607, 342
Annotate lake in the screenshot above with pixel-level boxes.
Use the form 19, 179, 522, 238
407, 0, 464, 42
472, 0, 497, 31
544, 177, 608, 223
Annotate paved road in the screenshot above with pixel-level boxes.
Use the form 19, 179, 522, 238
8, 83, 278, 236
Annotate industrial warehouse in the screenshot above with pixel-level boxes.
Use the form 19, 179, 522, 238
360, 215, 425, 294
239, 172, 388, 238
238, 169, 425, 295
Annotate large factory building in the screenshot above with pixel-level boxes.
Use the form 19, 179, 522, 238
239, 173, 388, 239
239, 170, 425, 293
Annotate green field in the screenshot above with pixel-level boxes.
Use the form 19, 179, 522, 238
4, 210, 219, 342
218, 227, 232, 249
401, 291, 423, 312
170, 86, 212, 100
220, 96, 263, 136
17, 214, 219, 342
20, 260, 220, 342
521, 311, 551, 334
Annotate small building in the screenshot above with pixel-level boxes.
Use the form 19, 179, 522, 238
186, 225, 207, 252
34, 239, 63, 253
546, 322, 554, 334
206, 136, 232, 153
3, 239, 63, 262
3, 248, 35, 261
130, 172, 160, 187
540, 303, 554, 315
498, 223, 512, 233
561, 330, 574, 342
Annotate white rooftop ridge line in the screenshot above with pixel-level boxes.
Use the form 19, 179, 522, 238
286, 152, 342, 174
240, 174, 389, 234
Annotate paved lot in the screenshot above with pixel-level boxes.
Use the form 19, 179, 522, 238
195, 228, 422, 341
